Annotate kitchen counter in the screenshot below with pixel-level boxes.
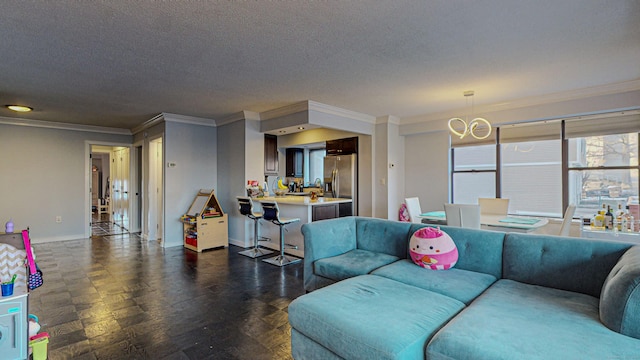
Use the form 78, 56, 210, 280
250, 196, 353, 258
260, 196, 351, 205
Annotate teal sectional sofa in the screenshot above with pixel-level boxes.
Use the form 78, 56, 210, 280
288, 216, 640, 359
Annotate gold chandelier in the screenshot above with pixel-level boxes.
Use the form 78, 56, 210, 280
448, 91, 492, 140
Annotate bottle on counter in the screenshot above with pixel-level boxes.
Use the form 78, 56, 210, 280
621, 213, 629, 232
605, 206, 613, 230
593, 209, 605, 229
615, 204, 624, 231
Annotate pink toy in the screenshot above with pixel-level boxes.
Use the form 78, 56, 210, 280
409, 227, 458, 270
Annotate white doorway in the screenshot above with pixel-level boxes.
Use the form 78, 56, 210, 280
147, 137, 163, 243
86, 142, 134, 238
111, 147, 131, 232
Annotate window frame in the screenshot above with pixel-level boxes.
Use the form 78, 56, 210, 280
450, 119, 640, 218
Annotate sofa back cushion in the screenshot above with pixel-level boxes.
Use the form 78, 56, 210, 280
412, 225, 505, 278
355, 217, 412, 258
503, 233, 633, 297
600, 245, 640, 339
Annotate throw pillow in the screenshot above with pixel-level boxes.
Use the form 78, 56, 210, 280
409, 227, 458, 270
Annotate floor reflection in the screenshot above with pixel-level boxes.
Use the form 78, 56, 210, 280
29, 236, 305, 359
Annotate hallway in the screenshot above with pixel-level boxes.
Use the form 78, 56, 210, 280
30, 235, 304, 359
91, 212, 127, 237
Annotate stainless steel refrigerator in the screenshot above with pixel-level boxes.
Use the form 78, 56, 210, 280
324, 154, 357, 216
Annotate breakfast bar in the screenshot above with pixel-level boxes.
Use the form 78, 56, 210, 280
256, 196, 353, 258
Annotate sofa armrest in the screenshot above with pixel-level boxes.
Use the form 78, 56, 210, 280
600, 245, 640, 339
302, 217, 357, 292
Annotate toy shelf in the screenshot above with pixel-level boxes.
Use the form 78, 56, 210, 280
181, 189, 228, 252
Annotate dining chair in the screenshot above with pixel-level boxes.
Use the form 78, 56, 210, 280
404, 197, 423, 224
444, 203, 481, 229
558, 204, 576, 237
478, 198, 510, 216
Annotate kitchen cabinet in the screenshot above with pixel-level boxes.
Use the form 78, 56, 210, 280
286, 148, 304, 178
181, 189, 228, 252
326, 136, 358, 155
264, 134, 278, 175
339, 202, 353, 217
312, 204, 338, 221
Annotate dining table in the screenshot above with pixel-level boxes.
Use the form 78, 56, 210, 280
418, 211, 549, 233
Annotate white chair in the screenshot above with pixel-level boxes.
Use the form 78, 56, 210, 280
558, 204, 576, 237
444, 204, 481, 229
404, 197, 423, 224
478, 198, 510, 216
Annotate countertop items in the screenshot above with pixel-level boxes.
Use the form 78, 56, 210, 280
260, 196, 351, 206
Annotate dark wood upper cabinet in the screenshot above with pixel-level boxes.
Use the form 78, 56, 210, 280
264, 134, 278, 175
326, 136, 358, 155
286, 148, 304, 178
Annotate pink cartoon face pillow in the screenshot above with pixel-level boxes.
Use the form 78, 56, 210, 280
409, 227, 458, 270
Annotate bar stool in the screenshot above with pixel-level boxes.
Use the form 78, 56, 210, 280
260, 200, 302, 266
237, 197, 273, 258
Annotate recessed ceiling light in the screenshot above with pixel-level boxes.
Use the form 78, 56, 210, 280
6, 105, 33, 112
298, 127, 305, 130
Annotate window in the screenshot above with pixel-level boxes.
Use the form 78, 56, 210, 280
307, 148, 326, 186
568, 133, 639, 218
452, 145, 496, 204
449, 112, 640, 219
501, 140, 562, 216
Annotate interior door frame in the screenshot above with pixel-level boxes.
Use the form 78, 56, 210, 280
84, 141, 135, 239
146, 136, 164, 243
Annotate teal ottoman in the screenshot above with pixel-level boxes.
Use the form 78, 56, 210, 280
289, 275, 465, 360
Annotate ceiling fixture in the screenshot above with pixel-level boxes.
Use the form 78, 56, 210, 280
448, 91, 492, 140
5, 105, 33, 112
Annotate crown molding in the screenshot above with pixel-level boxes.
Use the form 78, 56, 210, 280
132, 112, 216, 134
216, 110, 261, 127
0, 116, 131, 135
131, 113, 164, 134
259, 101, 310, 120
258, 100, 376, 123
375, 115, 401, 125
307, 100, 376, 123
161, 113, 216, 126
485, 79, 640, 112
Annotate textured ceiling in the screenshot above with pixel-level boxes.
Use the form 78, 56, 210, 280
0, 1, 639, 130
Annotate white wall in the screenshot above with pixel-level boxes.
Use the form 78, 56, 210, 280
163, 121, 218, 248
374, 122, 389, 218
404, 131, 450, 213
386, 120, 405, 219
0, 123, 131, 242
217, 119, 248, 248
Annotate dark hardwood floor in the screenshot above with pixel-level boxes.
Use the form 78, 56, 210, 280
29, 223, 305, 359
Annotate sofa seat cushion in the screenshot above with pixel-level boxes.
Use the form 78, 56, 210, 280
372, 259, 496, 305
313, 249, 399, 282
427, 279, 640, 360
289, 275, 465, 360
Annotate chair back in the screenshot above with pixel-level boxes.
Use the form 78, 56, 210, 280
558, 204, 576, 236
237, 196, 255, 216
404, 197, 423, 224
260, 201, 281, 222
478, 198, 510, 216
444, 203, 481, 229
